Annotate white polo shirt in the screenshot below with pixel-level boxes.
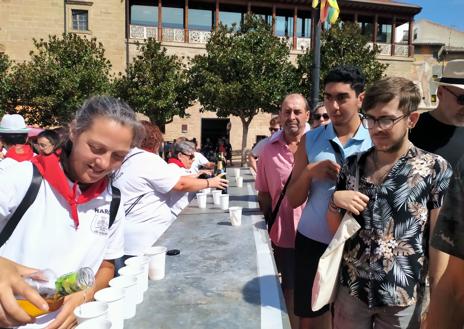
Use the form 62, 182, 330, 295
0, 161, 125, 328
112, 148, 181, 256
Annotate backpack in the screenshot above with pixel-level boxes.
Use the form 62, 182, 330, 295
0, 165, 121, 248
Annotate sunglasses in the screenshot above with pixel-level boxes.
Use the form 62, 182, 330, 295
269, 127, 279, 133
313, 113, 329, 120
181, 152, 195, 159
443, 86, 464, 105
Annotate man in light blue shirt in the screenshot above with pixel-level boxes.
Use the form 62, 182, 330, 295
287, 66, 372, 329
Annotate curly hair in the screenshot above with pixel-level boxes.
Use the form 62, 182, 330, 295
140, 120, 164, 153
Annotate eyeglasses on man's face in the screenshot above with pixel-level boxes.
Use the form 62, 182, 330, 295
313, 113, 329, 121
443, 86, 464, 105
361, 113, 409, 130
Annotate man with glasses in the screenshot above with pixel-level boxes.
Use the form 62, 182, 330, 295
287, 66, 371, 329
327, 77, 452, 329
410, 59, 464, 168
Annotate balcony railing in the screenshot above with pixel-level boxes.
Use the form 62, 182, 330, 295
129, 25, 409, 56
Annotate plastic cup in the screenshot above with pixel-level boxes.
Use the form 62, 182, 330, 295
200, 188, 211, 194
197, 193, 207, 208
233, 168, 240, 177
109, 275, 137, 319
229, 206, 243, 226
236, 176, 243, 188
75, 318, 112, 329
220, 194, 229, 210
118, 266, 144, 304
93, 287, 124, 329
144, 246, 168, 280
212, 190, 222, 206
74, 301, 108, 325
125, 256, 150, 292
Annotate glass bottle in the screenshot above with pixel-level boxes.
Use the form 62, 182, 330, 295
17, 267, 95, 317
215, 155, 228, 194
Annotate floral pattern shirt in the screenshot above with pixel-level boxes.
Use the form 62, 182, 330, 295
336, 146, 452, 308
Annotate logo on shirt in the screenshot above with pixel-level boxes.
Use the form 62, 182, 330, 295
91, 208, 110, 236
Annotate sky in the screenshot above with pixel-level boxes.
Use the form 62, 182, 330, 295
402, 0, 464, 31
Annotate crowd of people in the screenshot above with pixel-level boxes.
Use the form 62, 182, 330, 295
0, 59, 462, 329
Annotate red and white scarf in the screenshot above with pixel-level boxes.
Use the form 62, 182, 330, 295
167, 157, 185, 168
31, 153, 108, 228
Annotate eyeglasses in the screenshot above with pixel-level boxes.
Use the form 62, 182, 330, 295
269, 127, 279, 133
181, 152, 195, 160
442, 86, 464, 105
361, 114, 409, 130
313, 113, 329, 120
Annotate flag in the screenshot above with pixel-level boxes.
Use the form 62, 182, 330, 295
318, 0, 340, 25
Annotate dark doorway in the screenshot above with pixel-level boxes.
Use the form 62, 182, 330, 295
201, 118, 230, 159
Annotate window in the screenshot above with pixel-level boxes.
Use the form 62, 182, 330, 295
220, 4, 246, 29
163, 6, 184, 29
358, 16, 374, 40
72, 9, 88, 31
275, 10, 294, 37
250, 6, 273, 26
189, 2, 214, 31
377, 23, 392, 43
131, 4, 158, 26
297, 12, 311, 38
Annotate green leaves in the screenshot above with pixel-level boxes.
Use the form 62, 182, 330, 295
296, 22, 388, 98
6, 33, 112, 126
113, 39, 191, 128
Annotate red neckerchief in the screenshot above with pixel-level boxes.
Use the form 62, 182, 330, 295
5, 145, 34, 162
31, 153, 108, 229
168, 157, 185, 168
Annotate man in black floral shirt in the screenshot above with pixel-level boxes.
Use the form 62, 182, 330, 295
327, 77, 453, 329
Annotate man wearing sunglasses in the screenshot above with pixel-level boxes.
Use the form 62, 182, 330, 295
248, 116, 281, 172
410, 59, 464, 168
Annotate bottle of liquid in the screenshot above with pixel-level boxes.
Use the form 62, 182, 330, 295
17, 267, 95, 317
215, 155, 228, 194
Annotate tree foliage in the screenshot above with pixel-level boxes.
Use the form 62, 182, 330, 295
7, 33, 112, 126
0, 53, 11, 117
297, 22, 388, 97
188, 14, 298, 163
113, 39, 191, 128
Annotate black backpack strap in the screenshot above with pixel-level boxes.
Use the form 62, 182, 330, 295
0, 165, 43, 248
267, 172, 292, 233
109, 185, 121, 229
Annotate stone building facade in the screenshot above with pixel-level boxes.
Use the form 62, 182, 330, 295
1, 0, 423, 151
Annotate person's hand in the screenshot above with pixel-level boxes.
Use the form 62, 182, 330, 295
208, 173, 228, 190
333, 191, 369, 215
0, 257, 48, 327
305, 160, 341, 181
45, 290, 87, 329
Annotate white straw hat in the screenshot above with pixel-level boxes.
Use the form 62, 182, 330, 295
0, 114, 29, 134
436, 59, 464, 90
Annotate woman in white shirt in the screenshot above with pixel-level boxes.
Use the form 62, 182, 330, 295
0, 96, 143, 329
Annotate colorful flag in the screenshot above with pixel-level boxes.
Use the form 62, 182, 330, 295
317, 0, 340, 25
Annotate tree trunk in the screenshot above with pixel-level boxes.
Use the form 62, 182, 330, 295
240, 117, 251, 167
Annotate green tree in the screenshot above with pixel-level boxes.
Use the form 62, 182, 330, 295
297, 22, 388, 98
0, 53, 12, 117
8, 33, 112, 126
188, 14, 298, 164
113, 39, 191, 130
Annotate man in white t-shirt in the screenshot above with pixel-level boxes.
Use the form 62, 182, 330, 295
248, 116, 281, 173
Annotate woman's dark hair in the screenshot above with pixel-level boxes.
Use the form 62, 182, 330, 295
0, 133, 28, 146
37, 130, 61, 148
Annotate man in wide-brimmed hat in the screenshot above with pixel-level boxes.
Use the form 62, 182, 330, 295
0, 114, 34, 171
410, 59, 464, 168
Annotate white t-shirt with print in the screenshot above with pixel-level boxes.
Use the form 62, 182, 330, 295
112, 148, 181, 256
0, 161, 125, 328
